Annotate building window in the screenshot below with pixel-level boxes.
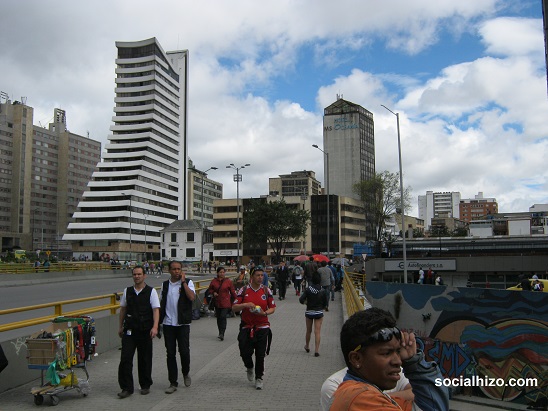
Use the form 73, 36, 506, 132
186, 248, 195, 258
187, 232, 195, 242
171, 248, 177, 258
171, 232, 177, 242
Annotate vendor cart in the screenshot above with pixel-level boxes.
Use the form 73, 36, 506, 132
26, 316, 96, 406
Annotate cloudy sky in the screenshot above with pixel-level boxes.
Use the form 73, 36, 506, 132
1, 0, 547, 216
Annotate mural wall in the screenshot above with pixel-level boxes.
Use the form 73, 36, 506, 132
365, 283, 548, 407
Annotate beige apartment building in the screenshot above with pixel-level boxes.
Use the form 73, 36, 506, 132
0, 97, 101, 257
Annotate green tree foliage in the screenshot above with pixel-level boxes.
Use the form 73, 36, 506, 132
353, 171, 412, 255
243, 199, 310, 262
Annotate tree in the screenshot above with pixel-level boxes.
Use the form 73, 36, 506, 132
353, 171, 412, 256
243, 199, 310, 263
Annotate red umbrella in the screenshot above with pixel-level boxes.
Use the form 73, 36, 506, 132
293, 255, 309, 262
312, 254, 330, 263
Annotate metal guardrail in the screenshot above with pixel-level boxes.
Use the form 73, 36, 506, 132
342, 271, 367, 317
0, 276, 235, 333
0, 262, 115, 274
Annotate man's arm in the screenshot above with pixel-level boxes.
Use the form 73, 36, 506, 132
150, 307, 159, 338
182, 277, 196, 301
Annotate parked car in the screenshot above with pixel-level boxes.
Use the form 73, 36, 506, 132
507, 278, 547, 292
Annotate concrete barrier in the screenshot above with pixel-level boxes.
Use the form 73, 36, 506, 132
0, 269, 131, 287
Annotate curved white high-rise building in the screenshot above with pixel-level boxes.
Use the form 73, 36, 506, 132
64, 38, 188, 261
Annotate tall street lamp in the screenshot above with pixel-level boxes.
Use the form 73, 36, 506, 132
143, 213, 147, 262
122, 192, 132, 264
226, 163, 250, 267
200, 166, 217, 272
381, 105, 407, 283
312, 144, 330, 258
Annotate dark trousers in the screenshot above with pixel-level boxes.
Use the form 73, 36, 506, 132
293, 279, 302, 294
238, 328, 270, 379
216, 308, 230, 335
163, 325, 190, 386
322, 286, 331, 308
118, 329, 153, 392
278, 281, 287, 298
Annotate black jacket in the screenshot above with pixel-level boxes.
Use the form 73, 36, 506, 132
299, 284, 328, 311
159, 279, 193, 325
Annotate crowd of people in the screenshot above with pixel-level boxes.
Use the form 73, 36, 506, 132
116, 259, 449, 409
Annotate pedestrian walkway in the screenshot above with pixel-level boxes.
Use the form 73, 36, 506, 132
0, 288, 346, 410
0, 285, 519, 411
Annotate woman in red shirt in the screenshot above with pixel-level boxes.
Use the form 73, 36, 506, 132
207, 266, 237, 341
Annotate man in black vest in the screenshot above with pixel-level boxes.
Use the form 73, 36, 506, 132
118, 265, 160, 398
160, 260, 196, 394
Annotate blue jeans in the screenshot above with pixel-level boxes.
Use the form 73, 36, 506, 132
163, 325, 190, 386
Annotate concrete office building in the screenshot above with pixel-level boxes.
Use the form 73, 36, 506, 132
212, 194, 366, 264
418, 191, 461, 230
64, 38, 188, 262
187, 159, 223, 228
268, 170, 322, 198
323, 97, 375, 239
323, 97, 375, 199
0, 97, 101, 256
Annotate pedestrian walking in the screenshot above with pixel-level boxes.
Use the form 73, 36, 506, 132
318, 261, 334, 311
292, 262, 303, 296
276, 261, 290, 300
299, 272, 328, 357
207, 266, 237, 341
159, 261, 196, 394
117, 266, 160, 398
232, 266, 276, 390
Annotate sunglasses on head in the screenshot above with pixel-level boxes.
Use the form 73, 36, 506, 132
352, 327, 402, 352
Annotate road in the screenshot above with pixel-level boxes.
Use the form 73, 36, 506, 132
0, 272, 215, 341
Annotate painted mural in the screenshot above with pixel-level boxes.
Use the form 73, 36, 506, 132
366, 282, 548, 408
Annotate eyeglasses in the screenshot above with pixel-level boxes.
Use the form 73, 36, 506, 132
352, 327, 401, 352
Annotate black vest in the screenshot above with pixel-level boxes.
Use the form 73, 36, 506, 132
160, 279, 193, 325
124, 285, 154, 332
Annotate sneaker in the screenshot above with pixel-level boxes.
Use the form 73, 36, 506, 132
247, 368, 254, 382
117, 390, 132, 399
165, 385, 177, 394
140, 388, 150, 395
255, 378, 263, 390
218, 333, 224, 341
183, 375, 191, 387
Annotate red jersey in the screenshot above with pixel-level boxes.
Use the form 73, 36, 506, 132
235, 284, 276, 329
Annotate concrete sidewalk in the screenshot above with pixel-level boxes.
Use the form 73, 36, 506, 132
0, 288, 346, 410
0, 285, 520, 410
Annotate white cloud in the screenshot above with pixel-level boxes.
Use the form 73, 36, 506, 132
0, 0, 545, 217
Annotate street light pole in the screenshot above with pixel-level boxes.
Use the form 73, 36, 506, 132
122, 192, 132, 264
381, 105, 407, 283
226, 163, 250, 267
312, 144, 329, 258
143, 213, 147, 262
200, 166, 217, 272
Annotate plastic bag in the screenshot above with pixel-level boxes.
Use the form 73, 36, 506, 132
45, 361, 61, 385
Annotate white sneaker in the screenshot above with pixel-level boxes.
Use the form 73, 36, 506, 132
255, 378, 263, 390
247, 368, 254, 382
